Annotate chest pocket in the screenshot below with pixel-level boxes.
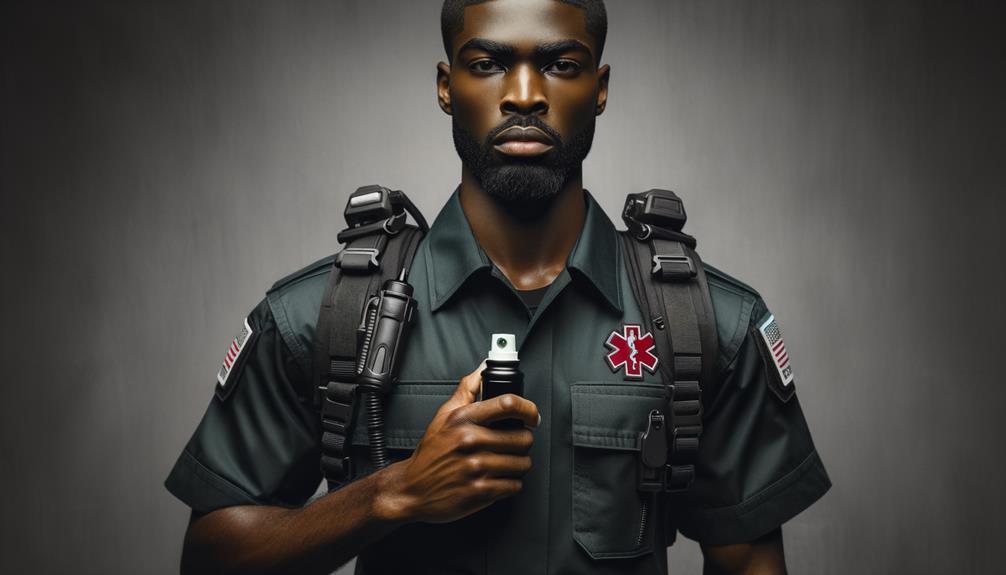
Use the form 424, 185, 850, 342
348, 381, 455, 476
571, 382, 667, 560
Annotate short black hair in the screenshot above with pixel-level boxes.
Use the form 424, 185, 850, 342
441, 0, 607, 66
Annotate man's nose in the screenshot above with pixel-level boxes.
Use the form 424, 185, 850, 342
500, 63, 548, 116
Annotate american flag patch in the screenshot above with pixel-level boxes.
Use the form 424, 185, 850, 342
217, 317, 253, 388
758, 314, 794, 387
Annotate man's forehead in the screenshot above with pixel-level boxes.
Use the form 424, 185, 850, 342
455, 0, 592, 54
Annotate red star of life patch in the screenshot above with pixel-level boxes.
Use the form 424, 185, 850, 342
604, 324, 659, 379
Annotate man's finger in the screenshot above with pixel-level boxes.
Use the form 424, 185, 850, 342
463, 453, 532, 478
437, 361, 486, 415
456, 426, 535, 454
454, 394, 539, 428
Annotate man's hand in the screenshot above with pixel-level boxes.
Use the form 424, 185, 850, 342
375, 363, 540, 524
180, 363, 538, 575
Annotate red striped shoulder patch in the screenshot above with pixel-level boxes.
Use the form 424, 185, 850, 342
217, 317, 253, 389
755, 313, 796, 402
758, 314, 794, 387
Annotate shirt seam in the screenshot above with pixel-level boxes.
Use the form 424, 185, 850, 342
266, 290, 310, 376
176, 448, 261, 507
687, 449, 822, 517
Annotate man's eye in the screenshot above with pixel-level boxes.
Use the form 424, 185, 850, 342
545, 60, 581, 75
471, 60, 505, 74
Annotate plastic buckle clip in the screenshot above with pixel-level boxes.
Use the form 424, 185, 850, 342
664, 464, 695, 492
336, 247, 380, 273
321, 454, 353, 481
651, 255, 696, 281
321, 381, 358, 428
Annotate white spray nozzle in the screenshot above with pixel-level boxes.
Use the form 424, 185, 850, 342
488, 333, 518, 361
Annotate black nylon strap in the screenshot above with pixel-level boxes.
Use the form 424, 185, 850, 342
689, 246, 720, 401
317, 235, 379, 484
316, 233, 388, 399
650, 238, 704, 491
619, 232, 715, 492
621, 233, 674, 385
315, 226, 424, 487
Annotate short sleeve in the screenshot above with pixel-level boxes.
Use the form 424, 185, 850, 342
164, 299, 322, 513
670, 298, 831, 546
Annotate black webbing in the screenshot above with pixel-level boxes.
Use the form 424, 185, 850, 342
620, 233, 674, 385
315, 226, 424, 487
619, 232, 714, 492
687, 245, 719, 402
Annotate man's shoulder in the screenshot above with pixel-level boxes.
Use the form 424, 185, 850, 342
703, 262, 760, 301
268, 253, 336, 296
259, 253, 336, 374
701, 262, 768, 368
265, 253, 335, 318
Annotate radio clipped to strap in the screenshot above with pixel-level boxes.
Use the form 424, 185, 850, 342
338, 184, 429, 243
622, 188, 697, 248
621, 189, 719, 493
315, 185, 427, 487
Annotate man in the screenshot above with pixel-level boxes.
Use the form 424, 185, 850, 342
166, 1, 831, 573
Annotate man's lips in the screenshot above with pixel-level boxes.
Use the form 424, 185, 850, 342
492, 126, 555, 157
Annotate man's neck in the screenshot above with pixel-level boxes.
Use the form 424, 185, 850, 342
458, 165, 586, 291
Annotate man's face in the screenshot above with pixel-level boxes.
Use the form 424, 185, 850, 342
438, 0, 609, 211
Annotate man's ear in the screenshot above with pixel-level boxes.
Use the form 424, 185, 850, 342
596, 63, 610, 116
437, 62, 452, 115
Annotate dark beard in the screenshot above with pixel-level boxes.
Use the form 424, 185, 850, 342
452, 114, 595, 216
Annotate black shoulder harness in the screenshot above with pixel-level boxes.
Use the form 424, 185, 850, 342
312, 186, 718, 494
312, 185, 427, 487
620, 189, 719, 492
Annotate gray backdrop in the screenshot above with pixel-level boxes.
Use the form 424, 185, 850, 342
2, 1, 1004, 573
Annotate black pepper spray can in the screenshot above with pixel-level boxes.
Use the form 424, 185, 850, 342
480, 333, 524, 429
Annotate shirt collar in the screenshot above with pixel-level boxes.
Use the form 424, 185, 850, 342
426, 186, 622, 314
567, 190, 623, 313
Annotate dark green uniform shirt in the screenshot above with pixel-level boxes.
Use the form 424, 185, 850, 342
166, 189, 830, 574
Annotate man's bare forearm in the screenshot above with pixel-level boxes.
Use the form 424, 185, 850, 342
701, 527, 787, 575
180, 463, 411, 575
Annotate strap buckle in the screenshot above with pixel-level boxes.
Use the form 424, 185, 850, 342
652, 254, 696, 281
321, 454, 353, 482
321, 381, 358, 427
336, 247, 380, 273
664, 464, 696, 492
320, 380, 359, 482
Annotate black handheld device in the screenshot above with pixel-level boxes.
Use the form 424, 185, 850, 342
356, 270, 418, 468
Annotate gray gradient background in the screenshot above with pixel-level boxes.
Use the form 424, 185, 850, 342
2, 1, 1004, 573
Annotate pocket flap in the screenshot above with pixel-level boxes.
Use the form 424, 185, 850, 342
350, 382, 455, 448
571, 383, 667, 451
